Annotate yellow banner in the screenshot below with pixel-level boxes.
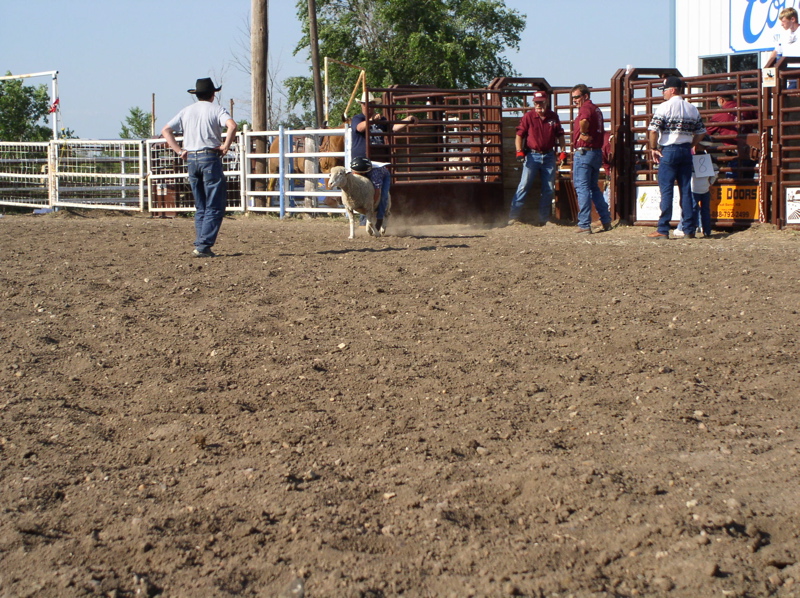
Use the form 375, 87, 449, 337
710, 185, 759, 220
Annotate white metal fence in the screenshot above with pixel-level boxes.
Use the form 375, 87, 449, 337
243, 126, 346, 217
52, 140, 145, 210
0, 126, 346, 214
146, 138, 243, 213
0, 142, 51, 208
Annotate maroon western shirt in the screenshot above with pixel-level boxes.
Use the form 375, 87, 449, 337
572, 99, 604, 149
706, 100, 757, 145
516, 109, 564, 152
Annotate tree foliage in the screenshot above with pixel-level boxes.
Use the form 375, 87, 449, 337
0, 74, 52, 141
287, 0, 525, 122
119, 106, 152, 139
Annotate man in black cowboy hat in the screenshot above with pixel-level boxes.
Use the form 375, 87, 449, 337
162, 77, 237, 258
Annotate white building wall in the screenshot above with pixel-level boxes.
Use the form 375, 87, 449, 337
675, 0, 731, 76
675, 0, 800, 76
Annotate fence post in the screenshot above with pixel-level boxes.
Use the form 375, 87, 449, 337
241, 126, 249, 210
139, 140, 145, 211
305, 129, 319, 209
279, 125, 286, 219
47, 141, 57, 207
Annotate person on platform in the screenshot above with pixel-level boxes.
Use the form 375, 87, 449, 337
507, 90, 566, 226
162, 77, 237, 258
769, 7, 800, 63
571, 84, 613, 233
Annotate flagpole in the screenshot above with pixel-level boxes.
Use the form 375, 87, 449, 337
51, 72, 59, 139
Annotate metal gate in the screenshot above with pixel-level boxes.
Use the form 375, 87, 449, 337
617, 67, 766, 228
146, 137, 243, 213
0, 142, 51, 209
772, 55, 800, 229
241, 126, 345, 217
370, 85, 504, 223
52, 139, 145, 210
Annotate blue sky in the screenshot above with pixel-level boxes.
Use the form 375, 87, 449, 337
1, 0, 671, 138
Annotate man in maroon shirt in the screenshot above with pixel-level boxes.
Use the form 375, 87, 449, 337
571, 84, 612, 233
508, 90, 566, 225
706, 83, 757, 179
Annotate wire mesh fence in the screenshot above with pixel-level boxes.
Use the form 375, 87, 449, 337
146, 138, 243, 212
50, 140, 145, 210
0, 142, 51, 208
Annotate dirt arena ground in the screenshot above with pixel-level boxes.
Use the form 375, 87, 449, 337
1, 211, 799, 598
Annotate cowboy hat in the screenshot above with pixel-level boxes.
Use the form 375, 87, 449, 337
188, 78, 222, 95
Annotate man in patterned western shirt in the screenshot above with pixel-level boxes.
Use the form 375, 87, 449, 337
646, 76, 706, 239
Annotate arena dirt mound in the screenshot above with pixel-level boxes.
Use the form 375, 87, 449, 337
1, 214, 799, 597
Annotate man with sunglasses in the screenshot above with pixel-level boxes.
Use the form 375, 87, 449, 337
646, 76, 707, 239
571, 84, 612, 233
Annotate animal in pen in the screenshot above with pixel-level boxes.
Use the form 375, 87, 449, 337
266, 131, 345, 193
326, 166, 390, 239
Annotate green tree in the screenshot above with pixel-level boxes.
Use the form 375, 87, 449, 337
119, 106, 152, 138
0, 74, 52, 141
286, 0, 525, 122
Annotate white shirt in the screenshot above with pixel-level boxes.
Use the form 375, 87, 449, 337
166, 101, 232, 151
691, 168, 718, 194
648, 96, 706, 146
777, 27, 800, 57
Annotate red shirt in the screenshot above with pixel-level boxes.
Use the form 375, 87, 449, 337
572, 99, 604, 149
706, 100, 757, 145
601, 131, 613, 172
516, 109, 564, 152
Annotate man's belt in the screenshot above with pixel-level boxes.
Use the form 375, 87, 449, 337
527, 149, 553, 155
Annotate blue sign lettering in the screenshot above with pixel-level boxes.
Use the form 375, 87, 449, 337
742, 0, 784, 44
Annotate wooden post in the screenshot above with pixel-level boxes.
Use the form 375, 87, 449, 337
251, 0, 268, 207
308, 0, 324, 128
151, 93, 156, 138
305, 131, 319, 210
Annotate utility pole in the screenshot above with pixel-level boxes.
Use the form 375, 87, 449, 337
308, 0, 324, 128
252, 0, 268, 206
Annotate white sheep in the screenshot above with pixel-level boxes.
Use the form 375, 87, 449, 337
326, 166, 390, 239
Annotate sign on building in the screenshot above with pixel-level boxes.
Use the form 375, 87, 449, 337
730, 0, 800, 52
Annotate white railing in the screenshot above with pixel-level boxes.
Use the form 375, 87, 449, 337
0, 142, 51, 208
243, 125, 346, 217
146, 137, 244, 213
0, 128, 348, 216
51, 139, 145, 210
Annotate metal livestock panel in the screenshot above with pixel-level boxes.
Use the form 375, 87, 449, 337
0, 141, 51, 208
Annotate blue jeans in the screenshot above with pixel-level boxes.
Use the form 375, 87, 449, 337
725, 158, 756, 180
359, 167, 391, 224
693, 191, 712, 235
573, 148, 611, 229
656, 143, 694, 235
509, 151, 556, 222
187, 153, 227, 252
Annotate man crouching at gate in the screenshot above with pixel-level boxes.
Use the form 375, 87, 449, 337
508, 90, 566, 227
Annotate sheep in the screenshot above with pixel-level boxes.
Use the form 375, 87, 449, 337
327, 166, 391, 239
